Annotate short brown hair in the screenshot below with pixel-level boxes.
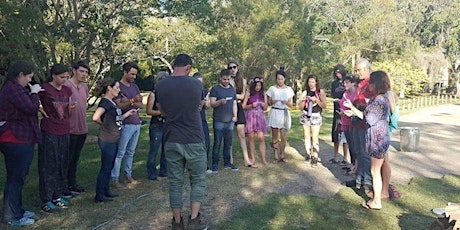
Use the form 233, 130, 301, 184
369, 71, 390, 95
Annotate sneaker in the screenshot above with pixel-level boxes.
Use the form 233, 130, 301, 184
171, 216, 184, 230
69, 184, 86, 194
62, 190, 73, 199
224, 164, 239, 171
311, 157, 318, 168
205, 169, 213, 174
111, 181, 127, 189
211, 165, 218, 173
125, 176, 141, 185
52, 198, 69, 208
41, 201, 57, 213
8, 217, 34, 226
23, 210, 35, 218
187, 213, 208, 230
328, 158, 340, 164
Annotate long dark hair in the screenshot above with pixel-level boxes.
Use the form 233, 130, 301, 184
6, 60, 35, 82
304, 74, 321, 94
228, 60, 243, 93
249, 77, 265, 98
48, 63, 69, 82
94, 77, 117, 97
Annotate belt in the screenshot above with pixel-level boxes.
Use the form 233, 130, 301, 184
272, 107, 286, 110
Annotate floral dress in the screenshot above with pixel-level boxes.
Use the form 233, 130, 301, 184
244, 93, 267, 134
364, 94, 390, 159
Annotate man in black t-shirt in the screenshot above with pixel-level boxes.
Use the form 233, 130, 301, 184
155, 54, 207, 230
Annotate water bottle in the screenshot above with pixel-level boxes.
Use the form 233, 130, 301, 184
307, 99, 313, 118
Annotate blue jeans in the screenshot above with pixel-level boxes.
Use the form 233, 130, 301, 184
0, 142, 34, 222
164, 142, 206, 208
212, 121, 234, 167
147, 123, 167, 180
201, 119, 210, 168
111, 124, 141, 181
353, 128, 372, 186
96, 139, 117, 200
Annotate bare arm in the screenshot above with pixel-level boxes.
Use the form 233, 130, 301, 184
146, 92, 161, 116
232, 100, 237, 122
92, 107, 106, 125
316, 89, 327, 109
210, 97, 226, 108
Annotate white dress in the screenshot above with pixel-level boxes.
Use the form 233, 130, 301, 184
266, 85, 295, 130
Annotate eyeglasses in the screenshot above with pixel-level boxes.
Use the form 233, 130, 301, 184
228, 66, 238, 69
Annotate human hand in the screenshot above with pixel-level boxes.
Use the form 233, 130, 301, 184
343, 110, 354, 117
343, 99, 353, 109
29, 84, 44, 94
220, 98, 227, 105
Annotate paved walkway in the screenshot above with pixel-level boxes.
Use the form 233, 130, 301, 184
274, 103, 460, 198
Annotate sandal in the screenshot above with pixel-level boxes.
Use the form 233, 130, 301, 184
279, 157, 288, 163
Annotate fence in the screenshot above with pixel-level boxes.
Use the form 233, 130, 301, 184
399, 94, 460, 113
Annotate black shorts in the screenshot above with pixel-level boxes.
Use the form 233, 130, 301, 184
236, 102, 246, 125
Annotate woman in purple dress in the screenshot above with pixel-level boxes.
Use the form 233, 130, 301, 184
242, 77, 268, 166
343, 70, 391, 210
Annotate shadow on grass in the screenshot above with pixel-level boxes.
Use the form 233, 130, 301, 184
214, 175, 460, 230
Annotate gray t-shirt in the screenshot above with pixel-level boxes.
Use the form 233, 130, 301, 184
155, 76, 204, 144
209, 84, 236, 122
97, 98, 122, 143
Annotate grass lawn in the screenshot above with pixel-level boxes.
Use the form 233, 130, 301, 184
0, 105, 458, 229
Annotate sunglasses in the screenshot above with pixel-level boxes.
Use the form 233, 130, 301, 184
228, 66, 238, 69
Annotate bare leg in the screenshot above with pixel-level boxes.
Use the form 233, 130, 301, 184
343, 143, 349, 162
368, 157, 384, 209
303, 125, 312, 158
333, 142, 340, 159
311, 125, 321, 159
172, 208, 181, 223
237, 124, 251, 165
247, 132, 256, 165
190, 201, 201, 219
271, 127, 279, 161
381, 154, 391, 198
256, 131, 267, 165
279, 128, 288, 160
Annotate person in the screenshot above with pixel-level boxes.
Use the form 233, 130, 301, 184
339, 76, 358, 175
343, 70, 391, 210
155, 54, 208, 229
242, 77, 268, 166
209, 69, 239, 172
146, 71, 169, 180
64, 60, 90, 195
38, 63, 74, 213
0, 61, 42, 226
330, 64, 346, 164
92, 78, 137, 203
111, 62, 143, 189
266, 68, 294, 163
228, 61, 252, 167
193, 72, 212, 173
344, 58, 373, 192
298, 75, 327, 168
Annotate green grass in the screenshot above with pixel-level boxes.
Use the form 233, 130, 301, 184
0, 105, 458, 229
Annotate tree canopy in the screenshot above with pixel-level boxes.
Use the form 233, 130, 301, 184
1, 0, 459, 96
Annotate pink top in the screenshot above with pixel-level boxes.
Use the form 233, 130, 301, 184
340, 90, 357, 131
64, 80, 89, 134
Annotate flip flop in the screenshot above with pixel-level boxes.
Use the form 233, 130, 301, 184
361, 202, 381, 210
245, 164, 258, 168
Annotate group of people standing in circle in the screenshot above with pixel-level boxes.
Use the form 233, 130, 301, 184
0, 56, 398, 227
